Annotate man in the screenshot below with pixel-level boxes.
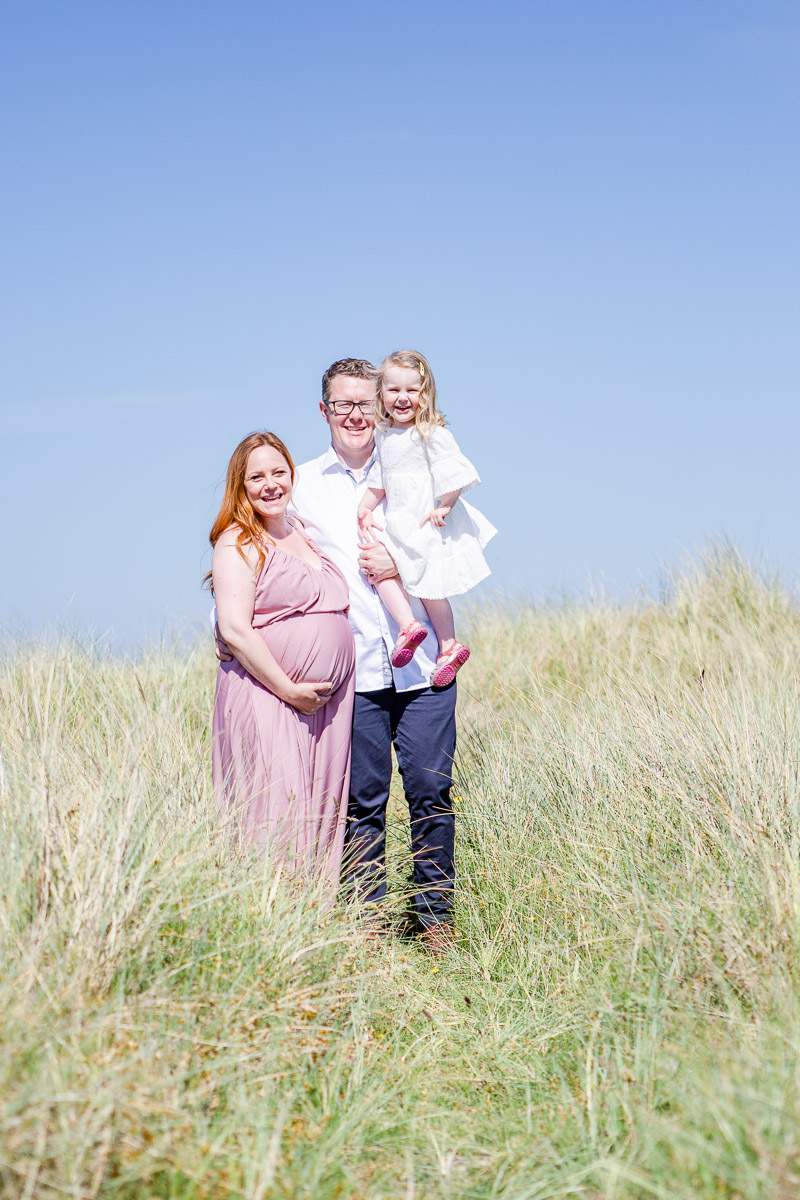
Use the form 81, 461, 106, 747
292, 358, 457, 952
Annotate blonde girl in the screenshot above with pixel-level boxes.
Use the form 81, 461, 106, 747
357, 350, 496, 687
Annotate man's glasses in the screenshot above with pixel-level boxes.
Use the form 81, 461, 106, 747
324, 400, 374, 417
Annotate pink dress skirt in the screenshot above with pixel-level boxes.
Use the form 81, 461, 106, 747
212, 544, 355, 885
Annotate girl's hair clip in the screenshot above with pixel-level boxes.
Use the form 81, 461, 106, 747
419, 363, 425, 377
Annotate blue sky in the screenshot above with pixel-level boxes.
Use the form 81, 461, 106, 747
2, 0, 798, 644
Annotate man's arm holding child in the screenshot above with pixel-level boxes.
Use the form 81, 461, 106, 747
359, 539, 399, 586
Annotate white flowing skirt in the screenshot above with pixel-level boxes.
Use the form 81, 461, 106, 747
382, 496, 497, 600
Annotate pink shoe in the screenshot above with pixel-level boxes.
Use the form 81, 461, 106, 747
431, 643, 471, 688
391, 621, 429, 668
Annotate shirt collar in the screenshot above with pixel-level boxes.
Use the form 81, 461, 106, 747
322, 443, 377, 477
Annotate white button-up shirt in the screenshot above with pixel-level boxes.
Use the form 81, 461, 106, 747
292, 444, 437, 694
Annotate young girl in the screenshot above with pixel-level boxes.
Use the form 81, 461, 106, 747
357, 349, 497, 687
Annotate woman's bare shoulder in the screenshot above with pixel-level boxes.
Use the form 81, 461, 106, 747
213, 527, 261, 568
214, 525, 242, 550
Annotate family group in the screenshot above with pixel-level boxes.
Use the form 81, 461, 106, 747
209, 352, 496, 953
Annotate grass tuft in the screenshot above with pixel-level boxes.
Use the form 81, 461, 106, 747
2, 549, 800, 1198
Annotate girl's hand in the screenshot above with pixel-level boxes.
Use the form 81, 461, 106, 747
285, 681, 333, 715
357, 508, 383, 538
420, 505, 452, 529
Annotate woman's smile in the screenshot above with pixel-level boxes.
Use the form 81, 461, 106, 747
244, 445, 292, 522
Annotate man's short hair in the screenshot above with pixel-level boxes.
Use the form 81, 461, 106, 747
321, 358, 377, 406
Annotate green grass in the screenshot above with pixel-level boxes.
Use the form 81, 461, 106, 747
2, 548, 800, 1198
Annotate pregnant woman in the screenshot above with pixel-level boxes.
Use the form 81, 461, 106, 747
210, 431, 355, 885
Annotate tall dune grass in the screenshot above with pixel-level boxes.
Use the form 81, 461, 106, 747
2, 550, 800, 1198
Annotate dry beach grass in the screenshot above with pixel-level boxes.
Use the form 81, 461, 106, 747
2, 550, 800, 1198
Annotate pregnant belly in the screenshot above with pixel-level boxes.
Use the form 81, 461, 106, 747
257, 612, 355, 691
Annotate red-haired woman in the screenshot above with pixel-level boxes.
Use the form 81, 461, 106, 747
209, 432, 355, 885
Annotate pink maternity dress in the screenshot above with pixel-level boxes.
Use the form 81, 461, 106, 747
211, 540, 355, 885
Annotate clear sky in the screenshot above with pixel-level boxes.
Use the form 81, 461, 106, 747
2, 0, 798, 645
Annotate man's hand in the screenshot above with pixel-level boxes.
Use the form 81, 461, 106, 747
214, 621, 234, 663
420, 505, 452, 529
359, 540, 399, 585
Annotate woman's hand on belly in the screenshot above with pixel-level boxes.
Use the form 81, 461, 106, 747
258, 613, 354, 695
285, 680, 333, 715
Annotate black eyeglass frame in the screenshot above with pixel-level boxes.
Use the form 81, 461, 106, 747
323, 400, 375, 416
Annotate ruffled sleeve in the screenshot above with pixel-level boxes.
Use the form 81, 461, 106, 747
364, 431, 385, 491
367, 460, 383, 494
365, 457, 384, 491
423, 426, 480, 500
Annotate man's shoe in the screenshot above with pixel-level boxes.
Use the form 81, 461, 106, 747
419, 922, 456, 958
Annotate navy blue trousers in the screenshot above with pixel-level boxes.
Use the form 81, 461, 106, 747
344, 683, 457, 928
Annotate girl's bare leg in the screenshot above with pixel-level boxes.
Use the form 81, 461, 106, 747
420, 598, 456, 656
376, 578, 429, 667
374, 576, 417, 631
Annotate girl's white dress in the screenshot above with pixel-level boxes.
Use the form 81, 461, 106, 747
366, 424, 497, 600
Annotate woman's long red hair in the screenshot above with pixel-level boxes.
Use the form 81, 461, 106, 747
206, 431, 296, 590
